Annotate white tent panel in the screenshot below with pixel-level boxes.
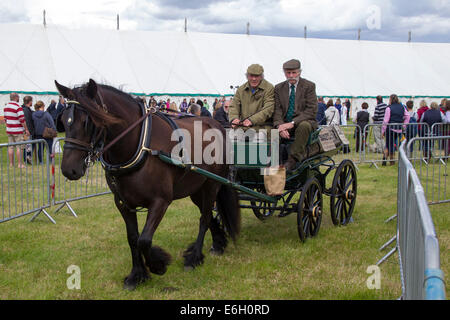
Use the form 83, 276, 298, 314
0, 23, 449, 118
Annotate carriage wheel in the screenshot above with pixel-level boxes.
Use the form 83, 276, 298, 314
297, 177, 323, 242
250, 200, 276, 220
330, 160, 357, 226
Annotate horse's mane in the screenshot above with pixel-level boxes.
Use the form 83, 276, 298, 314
73, 82, 137, 128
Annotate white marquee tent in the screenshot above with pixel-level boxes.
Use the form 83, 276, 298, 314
1, 23, 449, 117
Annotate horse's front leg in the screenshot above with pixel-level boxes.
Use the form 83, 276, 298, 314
115, 195, 149, 291
138, 198, 172, 276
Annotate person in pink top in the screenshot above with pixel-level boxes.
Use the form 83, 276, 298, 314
381, 94, 410, 165
4, 92, 30, 168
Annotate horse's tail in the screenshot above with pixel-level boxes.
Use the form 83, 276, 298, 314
216, 184, 241, 241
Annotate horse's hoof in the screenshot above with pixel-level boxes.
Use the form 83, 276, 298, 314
123, 273, 148, 290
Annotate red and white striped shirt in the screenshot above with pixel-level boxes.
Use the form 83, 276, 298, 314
4, 101, 25, 135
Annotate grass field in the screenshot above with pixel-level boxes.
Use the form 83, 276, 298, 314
0, 123, 448, 300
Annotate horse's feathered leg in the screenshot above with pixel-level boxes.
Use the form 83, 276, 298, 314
138, 198, 172, 275
184, 182, 220, 270
115, 195, 149, 291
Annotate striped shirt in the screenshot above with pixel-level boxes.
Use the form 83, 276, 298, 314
4, 101, 25, 135
372, 102, 387, 124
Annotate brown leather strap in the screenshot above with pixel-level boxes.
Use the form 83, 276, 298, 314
101, 109, 153, 155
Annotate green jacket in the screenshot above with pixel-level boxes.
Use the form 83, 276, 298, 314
229, 79, 274, 131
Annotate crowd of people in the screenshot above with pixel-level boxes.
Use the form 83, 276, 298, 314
3, 93, 58, 168
141, 95, 231, 127
3, 84, 450, 168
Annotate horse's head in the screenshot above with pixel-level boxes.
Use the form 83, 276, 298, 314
55, 79, 108, 180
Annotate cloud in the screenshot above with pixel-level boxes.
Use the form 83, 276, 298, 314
0, 0, 30, 23
0, 0, 449, 42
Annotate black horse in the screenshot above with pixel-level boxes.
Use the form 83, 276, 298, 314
55, 79, 241, 290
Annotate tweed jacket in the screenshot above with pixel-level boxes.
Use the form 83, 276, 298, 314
273, 77, 318, 129
229, 78, 274, 131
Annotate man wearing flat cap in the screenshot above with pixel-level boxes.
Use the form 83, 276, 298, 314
274, 59, 318, 170
229, 64, 274, 134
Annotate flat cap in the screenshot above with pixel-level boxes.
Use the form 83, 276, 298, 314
283, 59, 301, 70
247, 64, 264, 75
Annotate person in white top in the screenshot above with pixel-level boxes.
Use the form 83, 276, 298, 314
341, 103, 348, 125
325, 99, 340, 126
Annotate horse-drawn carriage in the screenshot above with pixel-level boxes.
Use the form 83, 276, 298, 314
54, 79, 357, 289
228, 125, 357, 242
156, 123, 358, 242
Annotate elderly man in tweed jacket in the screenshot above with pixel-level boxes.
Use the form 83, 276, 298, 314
273, 59, 318, 170
229, 64, 274, 134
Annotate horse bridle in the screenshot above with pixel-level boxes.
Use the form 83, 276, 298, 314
61, 98, 158, 168
62, 100, 106, 167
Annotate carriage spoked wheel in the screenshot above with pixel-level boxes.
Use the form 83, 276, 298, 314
330, 159, 357, 226
250, 200, 277, 221
297, 177, 323, 242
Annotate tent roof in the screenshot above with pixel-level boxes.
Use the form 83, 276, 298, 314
1, 23, 449, 98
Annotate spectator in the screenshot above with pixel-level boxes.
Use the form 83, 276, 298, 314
196, 99, 212, 118
344, 98, 351, 121
438, 98, 447, 148
47, 99, 58, 123
341, 100, 348, 125
212, 98, 219, 110
188, 103, 201, 116
213, 99, 230, 127
355, 102, 370, 152
325, 99, 340, 126
334, 98, 342, 124
420, 101, 445, 129
56, 96, 66, 119
188, 98, 195, 107
371, 95, 388, 154
445, 100, 450, 156
169, 101, 178, 112
22, 95, 35, 164
32, 101, 57, 164
416, 99, 429, 122
180, 98, 189, 113
405, 100, 418, 152
316, 96, 327, 125
4, 92, 29, 168
420, 102, 446, 159
381, 94, 410, 165
439, 98, 447, 115
203, 99, 212, 113
166, 99, 171, 110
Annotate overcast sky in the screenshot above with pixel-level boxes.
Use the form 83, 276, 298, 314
1, 0, 449, 43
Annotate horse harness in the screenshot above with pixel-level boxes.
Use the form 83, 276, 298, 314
58, 98, 190, 174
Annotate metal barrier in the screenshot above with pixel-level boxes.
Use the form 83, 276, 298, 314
51, 138, 111, 216
363, 123, 431, 168
0, 139, 54, 223
396, 140, 446, 299
406, 135, 449, 205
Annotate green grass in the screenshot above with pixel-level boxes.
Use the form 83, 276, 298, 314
0, 122, 448, 300
0, 164, 430, 300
